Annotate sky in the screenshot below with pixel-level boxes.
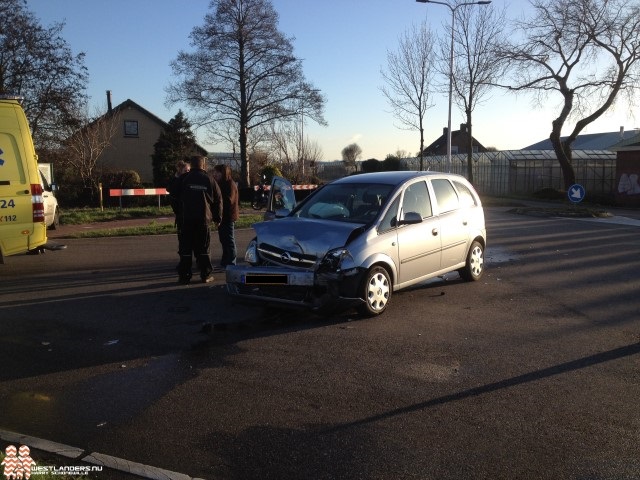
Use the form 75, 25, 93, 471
27, 0, 637, 162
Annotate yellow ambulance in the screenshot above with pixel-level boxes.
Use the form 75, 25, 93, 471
0, 95, 47, 263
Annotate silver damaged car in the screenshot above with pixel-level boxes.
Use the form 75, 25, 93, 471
226, 171, 486, 316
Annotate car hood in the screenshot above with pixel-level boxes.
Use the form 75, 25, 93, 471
253, 217, 364, 258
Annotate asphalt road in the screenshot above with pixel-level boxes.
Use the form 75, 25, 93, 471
1, 208, 639, 480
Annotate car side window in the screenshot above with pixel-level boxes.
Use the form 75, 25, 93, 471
431, 179, 459, 213
453, 180, 477, 208
378, 196, 400, 233
401, 181, 432, 219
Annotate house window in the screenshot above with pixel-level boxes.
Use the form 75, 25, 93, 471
124, 120, 139, 137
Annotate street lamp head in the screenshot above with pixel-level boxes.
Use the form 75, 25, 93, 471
416, 0, 491, 7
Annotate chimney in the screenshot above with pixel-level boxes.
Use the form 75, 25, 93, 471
620, 126, 624, 138
443, 127, 448, 136
106, 90, 113, 113
460, 123, 467, 133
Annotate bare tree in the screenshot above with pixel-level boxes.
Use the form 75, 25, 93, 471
498, 0, 640, 189
268, 121, 323, 183
395, 149, 409, 160
209, 119, 270, 173
208, 121, 242, 172
444, 2, 506, 183
167, 0, 326, 187
0, 0, 88, 151
61, 106, 120, 191
381, 21, 435, 171
342, 143, 362, 172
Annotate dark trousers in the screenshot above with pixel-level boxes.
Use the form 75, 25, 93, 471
217, 221, 237, 266
178, 222, 213, 279
175, 216, 185, 254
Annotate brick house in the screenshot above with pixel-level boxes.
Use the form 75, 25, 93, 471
95, 94, 206, 184
422, 123, 488, 156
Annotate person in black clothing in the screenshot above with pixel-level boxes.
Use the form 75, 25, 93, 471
175, 156, 222, 284
166, 159, 190, 254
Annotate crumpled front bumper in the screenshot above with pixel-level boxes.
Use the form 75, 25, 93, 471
225, 265, 365, 311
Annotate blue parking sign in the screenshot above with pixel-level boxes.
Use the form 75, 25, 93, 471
568, 184, 586, 203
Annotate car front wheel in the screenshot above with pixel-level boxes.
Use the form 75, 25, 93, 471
358, 266, 391, 316
459, 240, 484, 281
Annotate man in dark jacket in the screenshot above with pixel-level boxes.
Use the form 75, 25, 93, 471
176, 156, 222, 284
166, 159, 190, 254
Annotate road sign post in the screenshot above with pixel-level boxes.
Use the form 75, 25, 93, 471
568, 184, 586, 203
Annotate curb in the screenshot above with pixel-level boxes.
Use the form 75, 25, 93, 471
0, 429, 205, 480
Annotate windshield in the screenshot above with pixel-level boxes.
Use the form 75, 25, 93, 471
292, 183, 395, 223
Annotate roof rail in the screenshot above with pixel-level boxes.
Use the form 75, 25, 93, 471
0, 94, 25, 103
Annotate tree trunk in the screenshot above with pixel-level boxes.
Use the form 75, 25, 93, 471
549, 124, 576, 190
240, 124, 249, 188
419, 126, 424, 171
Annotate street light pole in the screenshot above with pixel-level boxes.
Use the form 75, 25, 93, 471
300, 88, 320, 180
300, 102, 305, 178
416, 0, 491, 173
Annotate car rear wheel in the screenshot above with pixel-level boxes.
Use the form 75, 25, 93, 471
459, 240, 484, 281
358, 266, 391, 316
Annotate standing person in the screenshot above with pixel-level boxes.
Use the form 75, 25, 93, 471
176, 156, 222, 284
166, 159, 190, 254
212, 164, 240, 269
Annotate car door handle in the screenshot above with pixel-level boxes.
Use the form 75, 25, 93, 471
432, 228, 439, 236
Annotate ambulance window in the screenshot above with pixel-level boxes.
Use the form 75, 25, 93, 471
0, 133, 26, 183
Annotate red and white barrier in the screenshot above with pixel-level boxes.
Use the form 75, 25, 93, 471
109, 188, 168, 208
253, 184, 318, 191
109, 188, 168, 197
107, 184, 318, 207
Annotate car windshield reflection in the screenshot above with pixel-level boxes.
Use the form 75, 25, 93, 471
292, 183, 394, 223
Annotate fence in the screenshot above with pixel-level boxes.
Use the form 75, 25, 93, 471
105, 151, 619, 207
401, 150, 618, 197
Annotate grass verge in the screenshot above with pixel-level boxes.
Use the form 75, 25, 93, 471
60, 206, 174, 225
60, 214, 264, 239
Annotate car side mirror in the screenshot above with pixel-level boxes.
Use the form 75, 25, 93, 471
263, 208, 291, 222
398, 211, 422, 225
274, 208, 291, 218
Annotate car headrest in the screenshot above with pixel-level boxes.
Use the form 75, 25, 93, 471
363, 190, 384, 205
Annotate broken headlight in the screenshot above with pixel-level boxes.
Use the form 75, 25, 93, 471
244, 239, 259, 264
320, 247, 356, 272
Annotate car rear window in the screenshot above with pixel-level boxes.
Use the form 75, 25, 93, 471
431, 178, 459, 213
453, 180, 477, 207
